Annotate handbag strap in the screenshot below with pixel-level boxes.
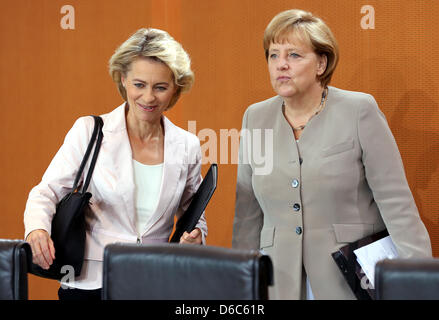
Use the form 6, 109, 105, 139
71, 116, 104, 193
81, 116, 104, 193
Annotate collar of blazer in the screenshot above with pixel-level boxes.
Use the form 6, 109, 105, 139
99, 103, 186, 236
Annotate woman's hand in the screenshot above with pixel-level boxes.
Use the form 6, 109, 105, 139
26, 229, 56, 269
179, 228, 202, 245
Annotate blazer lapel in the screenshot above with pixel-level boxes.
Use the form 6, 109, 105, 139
142, 116, 183, 235
102, 103, 137, 232
274, 97, 301, 167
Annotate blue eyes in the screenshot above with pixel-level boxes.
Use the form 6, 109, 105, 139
269, 52, 300, 59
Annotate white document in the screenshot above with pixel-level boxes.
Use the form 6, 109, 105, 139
353, 235, 399, 288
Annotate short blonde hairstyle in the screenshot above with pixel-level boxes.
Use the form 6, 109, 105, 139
263, 9, 339, 87
109, 28, 194, 109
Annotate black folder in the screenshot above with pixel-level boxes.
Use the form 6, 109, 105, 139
331, 229, 389, 300
169, 163, 218, 243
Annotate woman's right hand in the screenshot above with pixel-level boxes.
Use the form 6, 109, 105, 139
26, 229, 56, 270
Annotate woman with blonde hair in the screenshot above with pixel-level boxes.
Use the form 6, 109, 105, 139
232, 9, 431, 299
24, 28, 207, 300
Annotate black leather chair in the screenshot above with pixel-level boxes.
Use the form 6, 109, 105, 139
102, 243, 273, 300
0, 239, 32, 300
375, 258, 439, 300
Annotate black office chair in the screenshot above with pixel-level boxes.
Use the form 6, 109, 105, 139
0, 239, 32, 300
102, 243, 273, 300
375, 258, 439, 300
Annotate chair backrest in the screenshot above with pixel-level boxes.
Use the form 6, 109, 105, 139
375, 258, 439, 300
0, 239, 32, 300
102, 243, 273, 300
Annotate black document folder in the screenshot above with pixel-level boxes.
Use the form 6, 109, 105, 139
331, 229, 389, 300
169, 163, 218, 243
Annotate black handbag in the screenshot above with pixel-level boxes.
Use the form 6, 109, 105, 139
29, 115, 104, 280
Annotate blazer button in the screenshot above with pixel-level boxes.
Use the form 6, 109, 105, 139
291, 179, 299, 188
296, 226, 302, 235
293, 203, 301, 211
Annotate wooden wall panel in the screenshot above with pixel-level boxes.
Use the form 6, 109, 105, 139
1, 0, 437, 299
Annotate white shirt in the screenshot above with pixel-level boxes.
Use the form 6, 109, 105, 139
306, 277, 315, 300
132, 160, 164, 237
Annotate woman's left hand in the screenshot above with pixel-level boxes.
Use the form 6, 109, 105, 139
179, 228, 202, 245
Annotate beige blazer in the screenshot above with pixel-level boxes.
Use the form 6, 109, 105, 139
24, 103, 207, 262
232, 86, 432, 300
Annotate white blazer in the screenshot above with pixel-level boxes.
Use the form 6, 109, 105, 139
24, 103, 207, 263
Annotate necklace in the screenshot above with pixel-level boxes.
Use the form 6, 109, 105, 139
283, 87, 328, 131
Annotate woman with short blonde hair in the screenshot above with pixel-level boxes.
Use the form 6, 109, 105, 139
24, 28, 206, 300
233, 9, 431, 300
